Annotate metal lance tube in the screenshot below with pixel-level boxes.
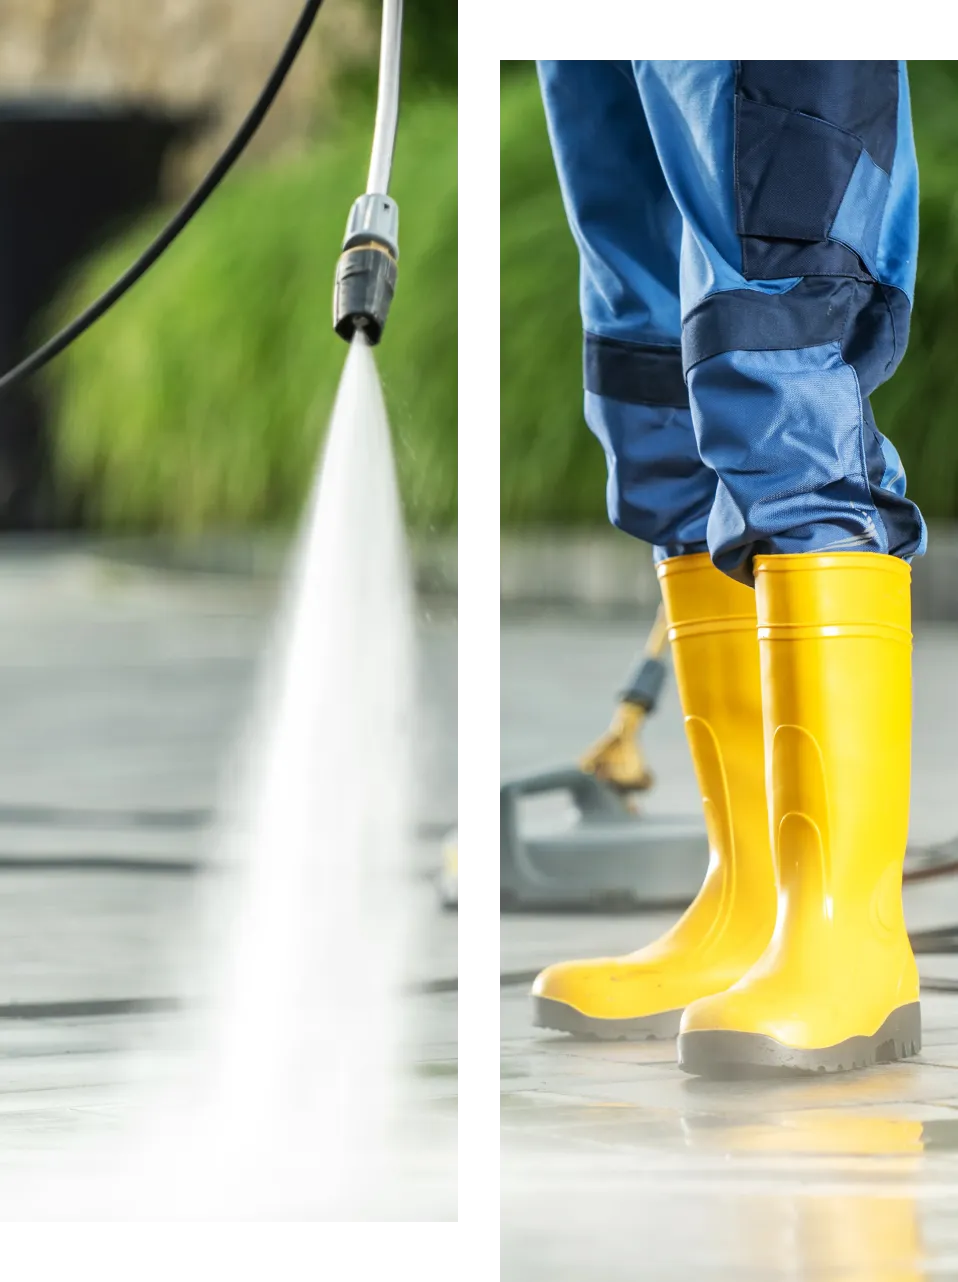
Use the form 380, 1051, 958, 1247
332, 0, 403, 345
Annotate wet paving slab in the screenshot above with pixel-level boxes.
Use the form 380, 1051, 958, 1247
0, 544, 456, 1214
502, 987, 958, 1278
501, 1050, 958, 1265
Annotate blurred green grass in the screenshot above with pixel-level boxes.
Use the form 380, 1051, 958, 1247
49, 59, 957, 535
500, 68, 607, 527
872, 61, 958, 518
45, 92, 457, 534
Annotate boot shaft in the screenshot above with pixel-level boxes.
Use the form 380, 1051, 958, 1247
657, 553, 773, 902
755, 552, 912, 923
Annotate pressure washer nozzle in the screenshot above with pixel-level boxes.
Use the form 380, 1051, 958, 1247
332, 193, 399, 346
333, 246, 396, 345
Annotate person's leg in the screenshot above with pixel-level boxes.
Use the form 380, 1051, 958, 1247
680, 552, 919, 1076
633, 60, 922, 1073
633, 59, 925, 579
535, 59, 712, 558
532, 61, 775, 1039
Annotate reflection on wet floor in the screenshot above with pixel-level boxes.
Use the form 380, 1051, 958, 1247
501, 987, 958, 1280
501, 1142, 942, 1282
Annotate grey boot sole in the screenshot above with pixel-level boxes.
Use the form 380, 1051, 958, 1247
677, 1001, 921, 1078
532, 996, 682, 1041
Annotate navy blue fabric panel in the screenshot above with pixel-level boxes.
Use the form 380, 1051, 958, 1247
683, 277, 910, 393
738, 61, 899, 174
683, 278, 855, 371
840, 284, 911, 394
584, 333, 689, 407
735, 96, 862, 242
739, 236, 870, 282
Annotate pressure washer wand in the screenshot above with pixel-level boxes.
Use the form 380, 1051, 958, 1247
579, 604, 670, 794
332, 0, 403, 345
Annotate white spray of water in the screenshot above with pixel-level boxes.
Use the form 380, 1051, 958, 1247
195, 336, 417, 1213
200, 335, 417, 1213
0, 337, 423, 1220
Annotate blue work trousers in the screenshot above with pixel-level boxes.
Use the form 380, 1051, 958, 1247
537, 60, 926, 581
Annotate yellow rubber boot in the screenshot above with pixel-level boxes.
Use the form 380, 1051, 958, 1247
678, 552, 920, 1076
532, 553, 777, 1039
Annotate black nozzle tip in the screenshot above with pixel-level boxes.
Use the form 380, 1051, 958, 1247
333, 243, 397, 346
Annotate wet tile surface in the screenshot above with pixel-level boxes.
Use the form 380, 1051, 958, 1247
0, 546, 457, 1216
502, 986, 958, 1278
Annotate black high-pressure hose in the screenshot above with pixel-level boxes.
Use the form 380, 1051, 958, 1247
0, 0, 368, 401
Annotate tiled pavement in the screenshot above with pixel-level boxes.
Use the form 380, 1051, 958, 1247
0, 543, 456, 1218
